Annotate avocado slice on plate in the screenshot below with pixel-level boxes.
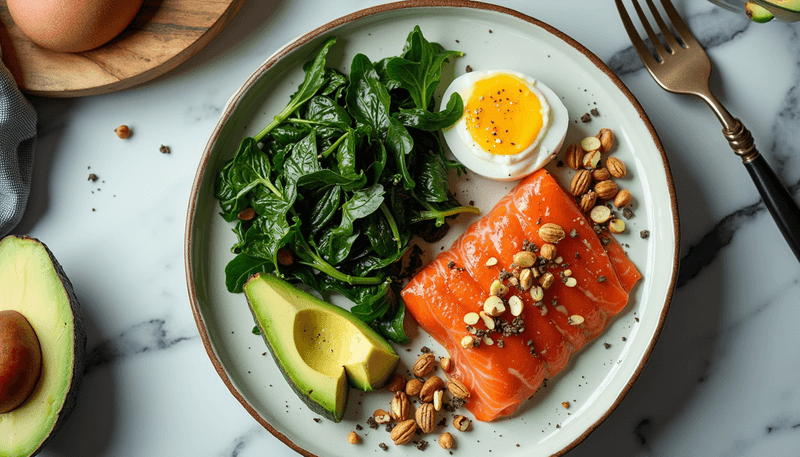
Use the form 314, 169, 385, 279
0, 235, 86, 457
244, 273, 400, 422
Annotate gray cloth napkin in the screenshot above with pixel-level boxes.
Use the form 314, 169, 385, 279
0, 48, 37, 237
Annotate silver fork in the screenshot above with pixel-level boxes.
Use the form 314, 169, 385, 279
616, 0, 800, 261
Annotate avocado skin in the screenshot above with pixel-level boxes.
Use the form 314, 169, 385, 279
248, 306, 348, 423
1, 235, 87, 456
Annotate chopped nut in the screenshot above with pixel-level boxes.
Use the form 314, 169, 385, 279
483, 295, 506, 317
508, 295, 524, 316
568, 315, 585, 326
608, 218, 626, 234
540, 243, 557, 260
482, 335, 494, 345
453, 415, 471, 432
538, 223, 566, 244
485, 257, 498, 267
464, 312, 480, 326
640, 230, 650, 239
391, 391, 410, 421
606, 156, 627, 178
373, 409, 392, 424
420, 376, 445, 403
582, 150, 601, 169
590, 205, 612, 224
433, 389, 444, 411
159, 144, 171, 154
416, 403, 435, 433
460, 335, 475, 349
114, 125, 131, 139
390, 419, 417, 445
413, 353, 436, 378
405, 378, 423, 397
440, 357, 452, 373
570, 170, 592, 196
479, 311, 496, 330
519, 268, 533, 291
579, 190, 598, 212
562, 401, 570, 409
565, 143, 584, 170
596, 128, 614, 152
387, 373, 406, 392
88, 173, 99, 182
539, 272, 555, 289
512, 251, 536, 267
580, 136, 601, 152
238, 207, 256, 221
530, 285, 544, 302
594, 180, 619, 200
592, 167, 611, 182
565, 277, 578, 288
348, 431, 360, 444
439, 432, 454, 449
490, 279, 510, 296
614, 189, 632, 208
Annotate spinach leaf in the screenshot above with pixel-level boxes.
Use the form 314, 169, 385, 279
385, 26, 462, 110
416, 152, 449, 203
385, 117, 415, 190
270, 124, 310, 146
320, 68, 347, 97
371, 297, 409, 343
297, 169, 366, 191
305, 96, 351, 131
394, 92, 463, 131
363, 212, 397, 258
215, 137, 278, 221
254, 38, 336, 141
308, 185, 341, 233
224, 253, 273, 293
283, 132, 321, 183
346, 54, 391, 135
321, 184, 385, 264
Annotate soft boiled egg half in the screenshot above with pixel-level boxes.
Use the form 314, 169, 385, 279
441, 70, 568, 181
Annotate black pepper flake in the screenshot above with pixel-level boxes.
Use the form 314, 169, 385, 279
603, 343, 611, 349
447, 260, 456, 269
159, 145, 171, 154
496, 339, 504, 348
590, 108, 599, 116
635, 317, 640, 322
438, 418, 447, 427
466, 65, 473, 73
622, 336, 627, 341
570, 229, 578, 239
385, 423, 396, 433
313, 418, 321, 423
593, 224, 603, 235
536, 217, 542, 225
640, 230, 650, 239
415, 440, 428, 450
580, 113, 591, 123
598, 276, 607, 283
499, 269, 512, 280
421, 346, 432, 353
367, 417, 379, 429
623, 207, 635, 219
450, 397, 466, 409
379, 443, 388, 451
88, 173, 99, 182
600, 237, 611, 246
556, 160, 564, 168
355, 424, 363, 430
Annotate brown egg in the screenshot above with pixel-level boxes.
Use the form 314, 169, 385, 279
7, 0, 144, 53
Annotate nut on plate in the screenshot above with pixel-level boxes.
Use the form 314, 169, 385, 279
387, 373, 406, 392
373, 409, 392, 424
512, 251, 536, 268
570, 170, 592, 196
539, 272, 555, 290
440, 357, 452, 373
565, 143, 584, 170
420, 375, 444, 402
606, 156, 627, 178
405, 378, 423, 397
614, 189, 632, 208
590, 205, 613, 224
580, 136, 601, 152
114, 125, 131, 139
596, 128, 614, 152
594, 179, 619, 200
447, 378, 471, 399
439, 432, 454, 449
582, 150, 601, 169
483, 295, 506, 317
413, 353, 436, 378
347, 431, 360, 444
539, 243, 556, 261
579, 190, 598, 212
538, 223, 566, 244
390, 391, 410, 421
591, 167, 611, 182
390, 419, 417, 445
609, 218, 626, 234
416, 402, 435, 433
453, 415, 471, 432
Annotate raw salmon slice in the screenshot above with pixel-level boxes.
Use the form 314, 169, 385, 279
401, 169, 641, 421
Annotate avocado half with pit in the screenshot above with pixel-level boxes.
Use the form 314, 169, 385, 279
0, 235, 86, 457
244, 273, 400, 422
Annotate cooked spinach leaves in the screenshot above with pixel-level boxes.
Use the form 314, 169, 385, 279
215, 28, 479, 343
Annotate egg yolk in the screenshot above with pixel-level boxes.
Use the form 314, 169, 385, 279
463, 74, 544, 156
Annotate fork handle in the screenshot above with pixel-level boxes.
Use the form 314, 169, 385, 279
724, 119, 800, 260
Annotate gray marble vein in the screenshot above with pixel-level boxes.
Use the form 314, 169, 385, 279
83, 318, 198, 374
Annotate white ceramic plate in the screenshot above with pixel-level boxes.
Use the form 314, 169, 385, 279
185, 2, 679, 456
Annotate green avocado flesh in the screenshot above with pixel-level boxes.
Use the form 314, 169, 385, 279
746, 1, 775, 22
244, 273, 399, 422
0, 236, 86, 457
763, 0, 800, 11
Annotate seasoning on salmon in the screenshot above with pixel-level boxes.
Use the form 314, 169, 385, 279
401, 169, 641, 422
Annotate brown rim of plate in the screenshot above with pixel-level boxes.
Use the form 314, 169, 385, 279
183, 1, 680, 456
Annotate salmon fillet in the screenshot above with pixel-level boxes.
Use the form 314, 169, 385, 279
401, 169, 641, 421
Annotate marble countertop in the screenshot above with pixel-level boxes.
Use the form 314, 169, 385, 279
10, 0, 798, 455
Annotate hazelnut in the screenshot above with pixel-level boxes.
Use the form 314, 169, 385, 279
614, 189, 632, 208
347, 431, 360, 444
114, 125, 131, 139
387, 373, 406, 393
405, 378, 423, 397
439, 432, 454, 449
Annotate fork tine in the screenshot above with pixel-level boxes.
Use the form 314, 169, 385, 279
630, 0, 668, 61
615, 0, 659, 68
644, 0, 682, 52
659, 0, 701, 48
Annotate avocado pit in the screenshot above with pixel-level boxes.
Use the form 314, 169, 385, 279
0, 310, 42, 413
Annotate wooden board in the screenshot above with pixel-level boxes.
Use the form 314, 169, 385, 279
0, 0, 247, 97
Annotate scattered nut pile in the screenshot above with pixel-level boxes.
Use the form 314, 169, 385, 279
566, 128, 631, 234
351, 351, 471, 450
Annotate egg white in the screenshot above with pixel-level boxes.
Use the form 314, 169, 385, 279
440, 70, 568, 181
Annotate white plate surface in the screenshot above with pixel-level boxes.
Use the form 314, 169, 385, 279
185, 2, 679, 456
